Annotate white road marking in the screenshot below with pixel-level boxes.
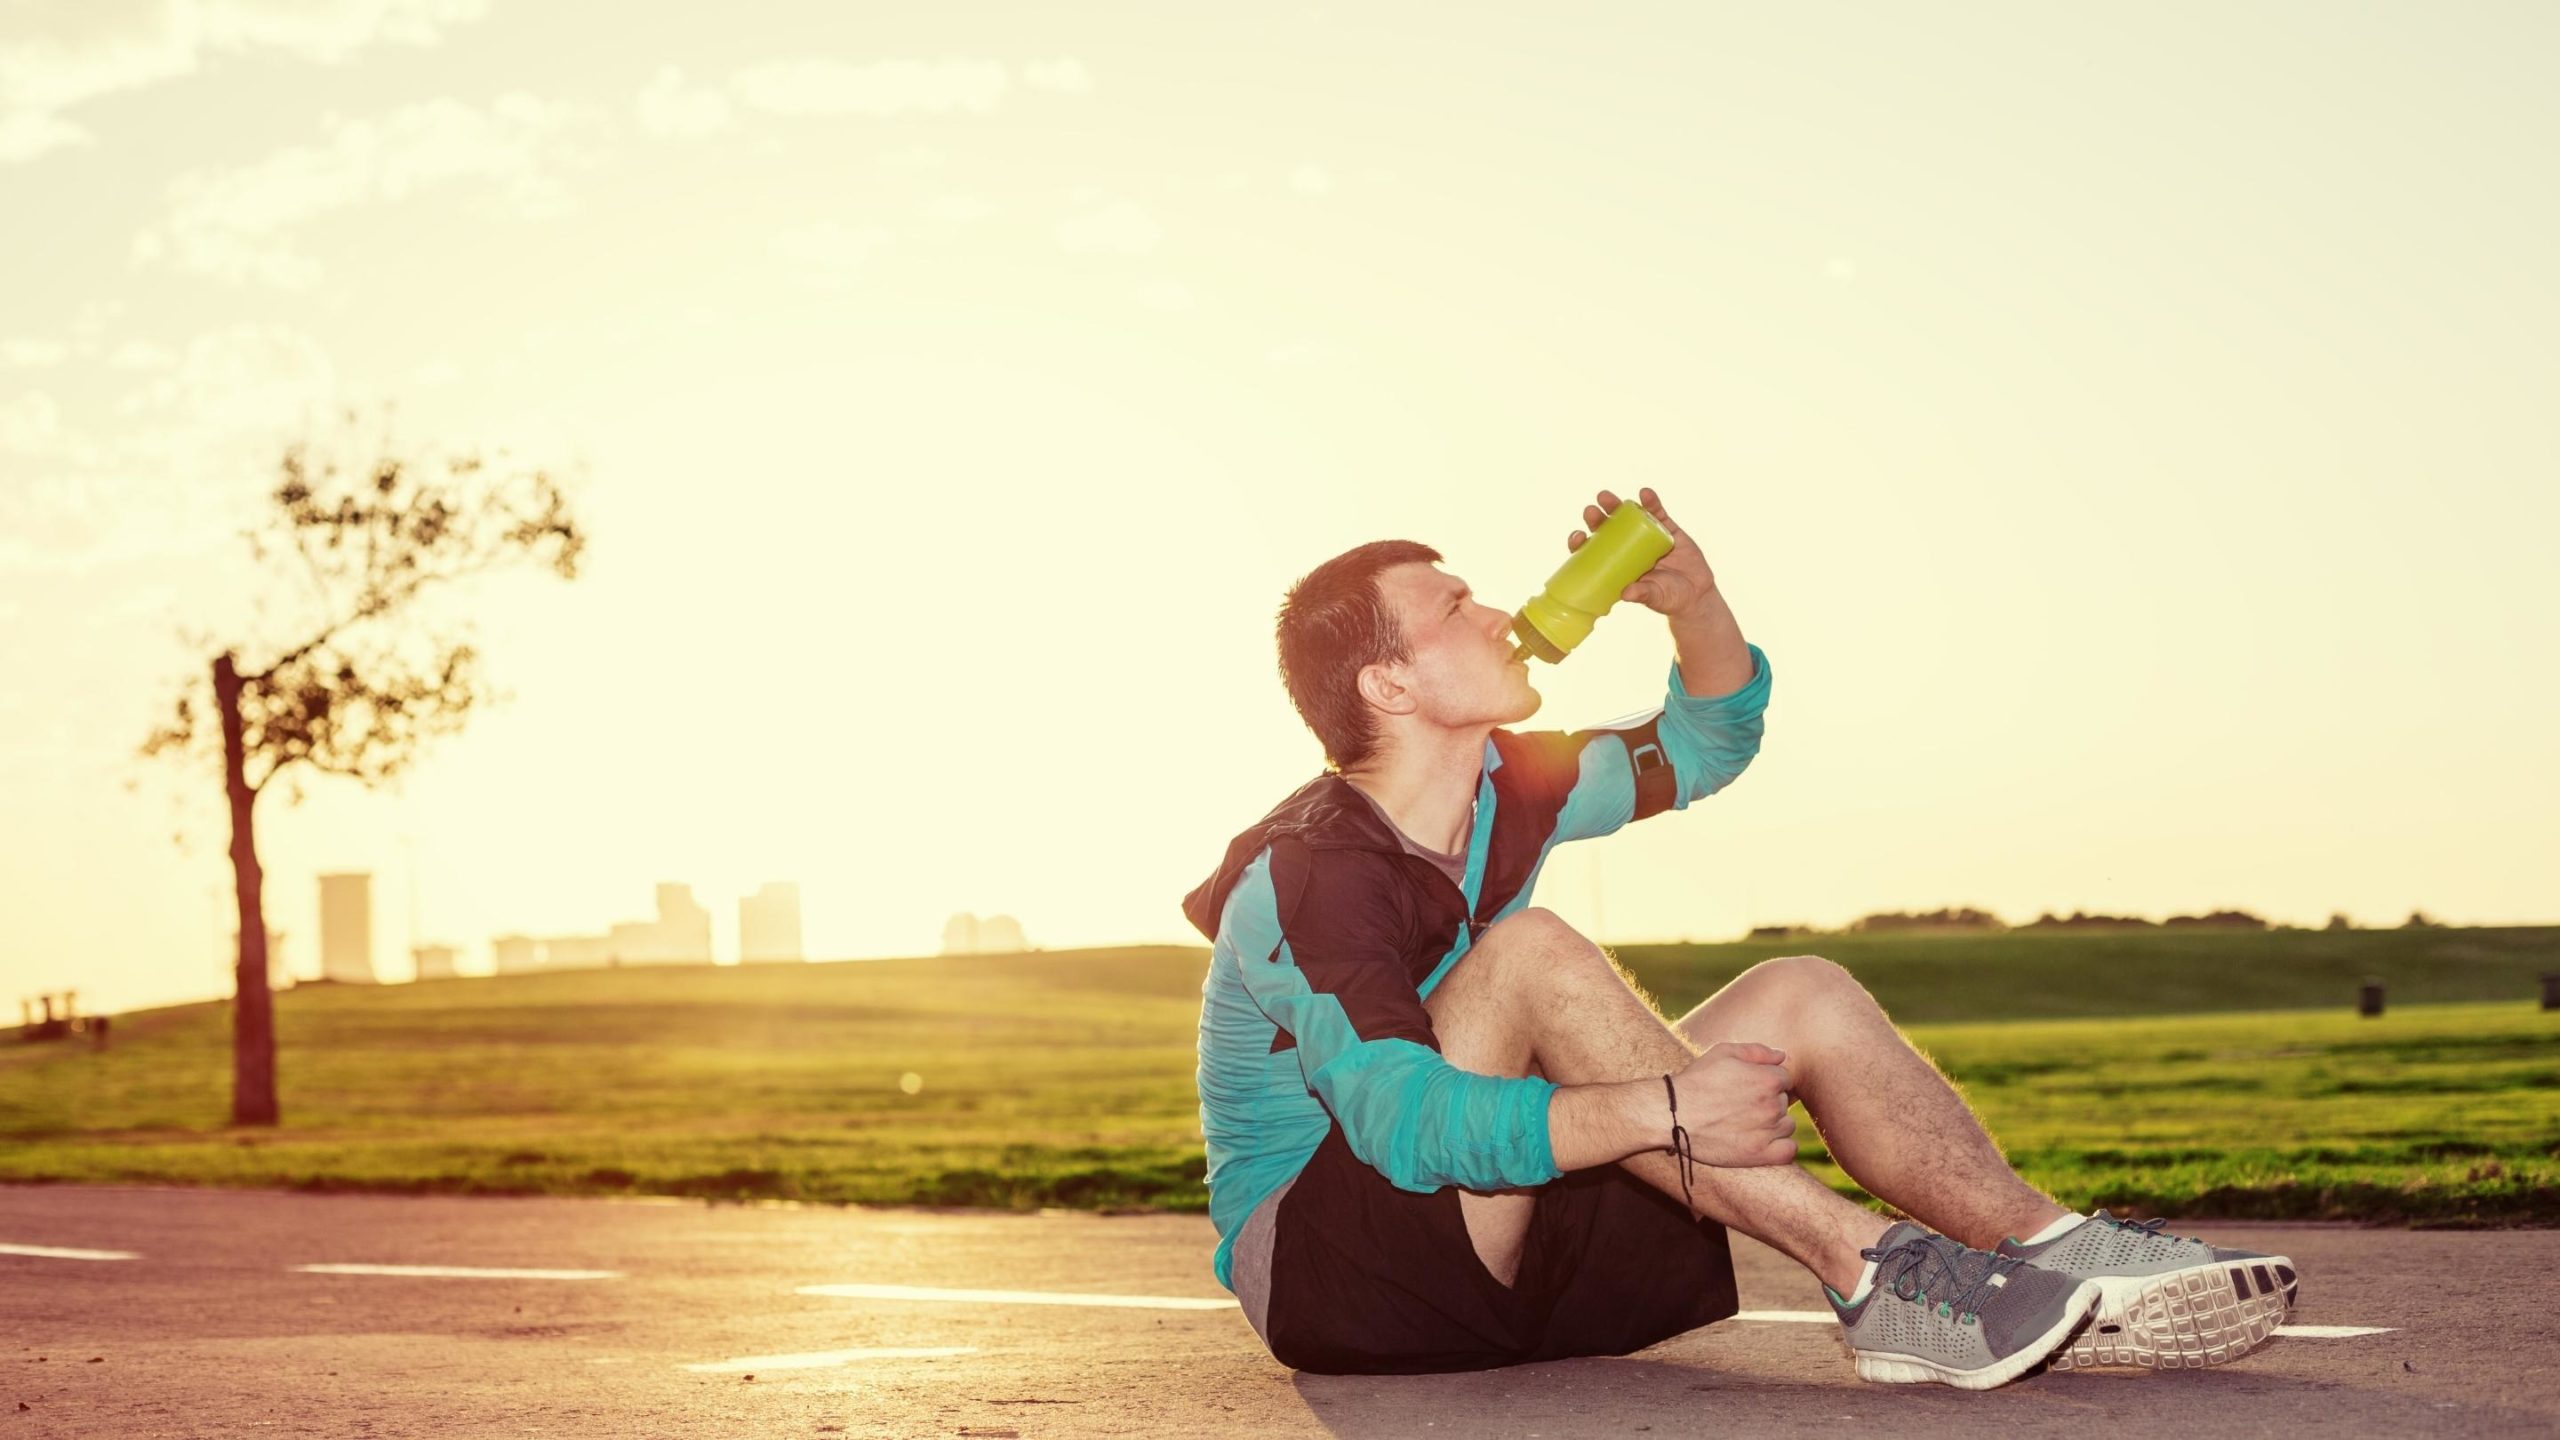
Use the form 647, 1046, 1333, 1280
0, 1243, 139, 1261
799, 1283, 1240, 1310
681, 1346, 979, 1373
293, 1264, 623, 1280
797, 1289, 2394, 1335
1732, 1309, 2392, 1338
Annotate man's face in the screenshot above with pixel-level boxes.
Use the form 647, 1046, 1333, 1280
1369, 561, 1542, 732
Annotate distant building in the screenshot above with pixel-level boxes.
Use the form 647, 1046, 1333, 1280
739, 882, 803, 962
412, 944, 461, 980
597, 883, 711, 965
512, 882, 718, 971
491, 934, 541, 973
646, 882, 713, 963
544, 934, 610, 969
941, 911, 1030, 955
318, 873, 380, 983
607, 920, 655, 963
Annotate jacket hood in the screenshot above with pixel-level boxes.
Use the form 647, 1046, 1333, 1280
1179, 771, 1409, 941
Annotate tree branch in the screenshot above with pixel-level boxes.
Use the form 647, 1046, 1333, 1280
140, 410, 586, 810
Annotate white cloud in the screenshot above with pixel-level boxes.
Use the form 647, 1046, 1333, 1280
0, 0, 491, 165
875, 144, 943, 173
0, 323, 339, 573
0, 390, 62, 454
107, 339, 177, 369
632, 56, 1084, 145
0, 109, 82, 163
122, 324, 337, 428
1, 338, 70, 367
770, 223, 894, 288
1056, 200, 1160, 256
732, 58, 1007, 117
69, 300, 123, 339
0, 463, 234, 574
636, 64, 732, 139
920, 193, 995, 222
1135, 278, 1194, 313
135, 93, 596, 287
1023, 58, 1093, 95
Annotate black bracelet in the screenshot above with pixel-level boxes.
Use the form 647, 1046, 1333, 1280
1664, 1073, 1697, 1216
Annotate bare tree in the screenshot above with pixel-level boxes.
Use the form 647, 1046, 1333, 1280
139, 411, 586, 1126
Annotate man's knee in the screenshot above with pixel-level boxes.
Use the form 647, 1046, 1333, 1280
1485, 905, 1585, 950
1742, 953, 1873, 1017
1677, 955, 1877, 1078
1477, 907, 1614, 989
1426, 907, 1601, 1019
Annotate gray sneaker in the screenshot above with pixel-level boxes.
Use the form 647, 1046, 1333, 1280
1996, 1210, 2297, 1370
1826, 1220, 2103, 1389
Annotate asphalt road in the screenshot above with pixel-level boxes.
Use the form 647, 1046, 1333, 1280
4, 1183, 2554, 1439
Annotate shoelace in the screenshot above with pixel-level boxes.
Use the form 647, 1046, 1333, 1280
1861, 1233, 2024, 1327
2094, 1209, 2200, 1249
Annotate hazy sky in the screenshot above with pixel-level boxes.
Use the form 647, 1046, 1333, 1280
4, 2, 2554, 1016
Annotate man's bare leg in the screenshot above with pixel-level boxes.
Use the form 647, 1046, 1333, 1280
1423, 908, 2069, 1296
1426, 909, 1883, 1294
1662, 942, 2072, 1253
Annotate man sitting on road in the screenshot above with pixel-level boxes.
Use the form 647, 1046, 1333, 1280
1180, 486, 2300, 1384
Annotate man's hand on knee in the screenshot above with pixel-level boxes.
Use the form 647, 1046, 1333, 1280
1672, 1041, 1798, 1167
1542, 1041, 1800, 1172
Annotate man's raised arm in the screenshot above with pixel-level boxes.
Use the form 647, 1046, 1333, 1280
1505, 485, 1774, 845
1512, 637, 1771, 846
1669, 581, 1754, 702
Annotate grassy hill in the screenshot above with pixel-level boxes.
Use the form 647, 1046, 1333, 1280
1607, 923, 2560, 1023
4, 927, 2555, 1224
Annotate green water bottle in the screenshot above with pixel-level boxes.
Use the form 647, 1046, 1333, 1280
1508, 500, 1675, 664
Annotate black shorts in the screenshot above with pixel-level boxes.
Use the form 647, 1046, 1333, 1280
1260, 1121, 1740, 1375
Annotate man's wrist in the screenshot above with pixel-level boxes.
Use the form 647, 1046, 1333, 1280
1668, 586, 1722, 623
1668, 588, 1752, 700
1545, 1077, 1663, 1172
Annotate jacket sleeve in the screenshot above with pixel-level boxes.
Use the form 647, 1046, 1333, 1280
1223, 838, 1561, 1193
1530, 640, 1773, 845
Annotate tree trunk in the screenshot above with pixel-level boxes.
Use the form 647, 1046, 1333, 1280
215, 652, 279, 1127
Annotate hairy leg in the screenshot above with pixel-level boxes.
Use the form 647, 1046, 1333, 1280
1425, 908, 1892, 1295
1666, 951, 2070, 1252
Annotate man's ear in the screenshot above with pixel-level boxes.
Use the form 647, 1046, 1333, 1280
1356, 660, 1416, 717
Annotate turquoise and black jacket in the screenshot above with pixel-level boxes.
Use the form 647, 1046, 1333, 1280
1180, 642, 1774, 1290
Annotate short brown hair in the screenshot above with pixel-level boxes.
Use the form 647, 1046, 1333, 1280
1275, 539, 1442, 772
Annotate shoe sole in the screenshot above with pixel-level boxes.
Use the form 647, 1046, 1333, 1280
1851, 1279, 2104, 1390
2051, 1258, 2298, 1370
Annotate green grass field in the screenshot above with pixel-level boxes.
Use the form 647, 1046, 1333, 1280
5, 928, 2555, 1224
1608, 923, 2560, 1023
